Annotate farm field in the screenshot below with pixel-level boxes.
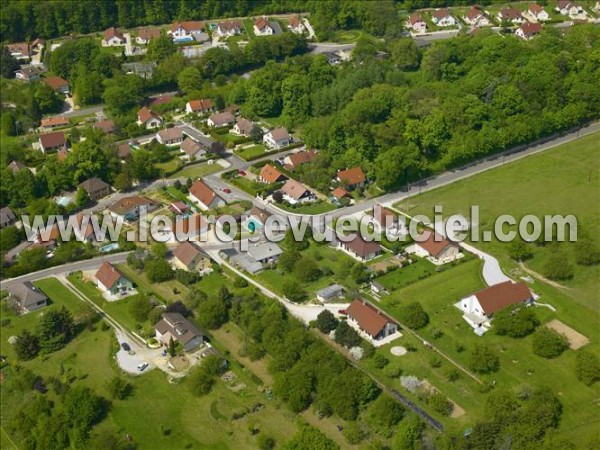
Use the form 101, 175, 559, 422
399, 132, 600, 311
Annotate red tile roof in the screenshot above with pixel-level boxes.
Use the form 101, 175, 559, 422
331, 187, 350, 199
373, 205, 396, 228
93, 119, 116, 134
415, 230, 455, 257
529, 3, 544, 14
347, 299, 397, 338
255, 18, 269, 31
281, 179, 309, 200
39, 131, 67, 149
189, 180, 220, 207
341, 234, 382, 259
409, 14, 424, 25
95, 262, 124, 289
172, 241, 205, 266
474, 281, 533, 315
137, 106, 161, 124
103, 27, 124, 41
432, 8, 451, 20
466, 6, 484, 20
499, 8, 523, 20
519, 22, 543, 36
171, 21, 204, 32
187, 99, 213, 112
259, 164, 286, 183
268, 127, 290, 141
43, 76, 69, 91
40, 117, 69, 128
287, 149, 316, 168
138, 27, 162, 40
208, 111, 235, 127
337, 167, 366, 186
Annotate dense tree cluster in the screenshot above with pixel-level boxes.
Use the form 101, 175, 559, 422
532, 327, 569, 359
493, 306, 539, 338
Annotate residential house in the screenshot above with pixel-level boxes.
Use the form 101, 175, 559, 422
40, 116, 69, 130
247, 242, 283, 265
136, 27, 162, 44
171, 214, 210, 240
6, 42, 30, 60
336, 167, 366, 190
56, 148, 69, 162
180, 137, 206, 160
122, 62, 155, 79
346, 299, 398, 341
263, 127, 291, 149
217, 20, 242, 37
331, 187, 350, 202
207, 111, 235, 128
245, 205, 271, 230
463, 7, 490, 26
78, 177, 111, 201
149, 95, 174, 108
172, 241, 211, 272
185, 99, 213, 115
408, 230, 460, 264
73, 213, 97, 243
8, 282, 48, 314
189, 179, 225, 210
258, 164, 287, 184
169, 21, 205, 39
254, 18, 275, 36
169, 201, 189, 215
156, 127, 184, 146
108, 195, 157, 220
7, 160, 26, 174
316, 284, 345, 303
93, 119, 116, 135
337, 234, 382, 262
38, 131, 67, 153
137, 106, 163, 129
34, 223, 60, 250
280, 179, 315, 204
555, 1, 585, 17
407, 14, 427, 33
456, 281, 534, 334
31, 38, 44, 53
497, 8, 525, 23
102, 27, 126, 46
371, 281, 388, 296
15, 66, 41, 82
372, 204, 403, 236
323, 52, 342, 65
95, 262, 134, 296
117, 143, 131, 159
283, 149, 316, 171
232, 118, 255, 137
43, 76, 69, 94
288, 16, 305, 34
0, 206, 16, 228
155, 312, 204, 352
516, 22, 543, 40
431, 9, 457, 26
527, 3, 551, 21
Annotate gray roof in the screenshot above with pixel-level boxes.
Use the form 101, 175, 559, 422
231, 252, 263, 274
155, 312, 203, 346
247, 242, 283, 262
9, 281, 47, 308
269, 21, 283, 35
0, 206, 16, 224
316, 284, 345, 299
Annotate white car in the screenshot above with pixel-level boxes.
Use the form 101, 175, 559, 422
137, 362, 149, 371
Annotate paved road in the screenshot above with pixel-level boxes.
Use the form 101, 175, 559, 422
309, 43, 356, 54
0, 252, 130, 290
54, 105, 104, 118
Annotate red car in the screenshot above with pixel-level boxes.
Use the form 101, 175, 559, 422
223, 188, 232, 194
238, 170, 246, 176
338, 309, 348, 315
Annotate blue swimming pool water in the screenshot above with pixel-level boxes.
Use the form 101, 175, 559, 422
173, 36, 194, 43
100, 243, 119, 253
246, 218, 263, 232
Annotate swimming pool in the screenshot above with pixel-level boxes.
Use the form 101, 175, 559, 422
246, 217, 263, 233
173, 36, 194, 43
100, 243, 119, 253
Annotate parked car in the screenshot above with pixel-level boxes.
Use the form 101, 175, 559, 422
121, 342, 131, 352
238, 170, 246, 176
338, 309, 348, 315
223, 188, 232, 194
137, 362, 149, 371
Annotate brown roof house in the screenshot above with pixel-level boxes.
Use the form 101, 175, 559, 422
95, 262, 134, 297
171, 241, 211, 273
155, 312, 204, 352
254, 17, 276, 35
263, 127, 291, 149
169, 21, 205, 39
283, 149, 316, 171
456, 281, 535, 335
137, 106, 163, 129
117, 143, 131, 159
207, 111, 235, 128
102, 27, 126, 46
93, 119, 117, 134
527, 3, 550, 21
78, 177, 111, 201
288, 16, 306, 34
336, 167, 366, 190
180, 137, 206, 160
43, 76, 70, 94
515, 22, 543, 40
407, 14, 427, 33
497, 8, 525, 23
186, 99, 213, 115
280, 179, 315, 205
188, 179, 225, 210
136, 27, 162, 45
245, 205, 271, 230
408, 230, 460, 265
156, 127, 184, 146
258, 164, 287, 184
108, 195, 157, 220
40, 116, 69, 130
463, 6, 490, 26
38, 131, 67, 153
7, 160, 27, 173
232, 118, 255, 137
372, 204, 403, 237
216, 20, 242, 37
431, 8, 456, 27
337, 234, 382, 262
8, 281, 48, 314
346, 299, 398, 341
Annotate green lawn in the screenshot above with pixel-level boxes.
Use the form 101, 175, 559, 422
236, 144, 267, 161
398, 132, 600, 312
168, 162, 222, 179
276, 201, 337, 215
373, 257, 437, 291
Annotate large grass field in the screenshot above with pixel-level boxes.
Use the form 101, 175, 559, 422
398, 132, 600, 311
168, 162, 222, 179
388, 133, 600, 445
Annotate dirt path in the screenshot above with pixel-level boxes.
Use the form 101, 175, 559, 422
518, 262, 571, 290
